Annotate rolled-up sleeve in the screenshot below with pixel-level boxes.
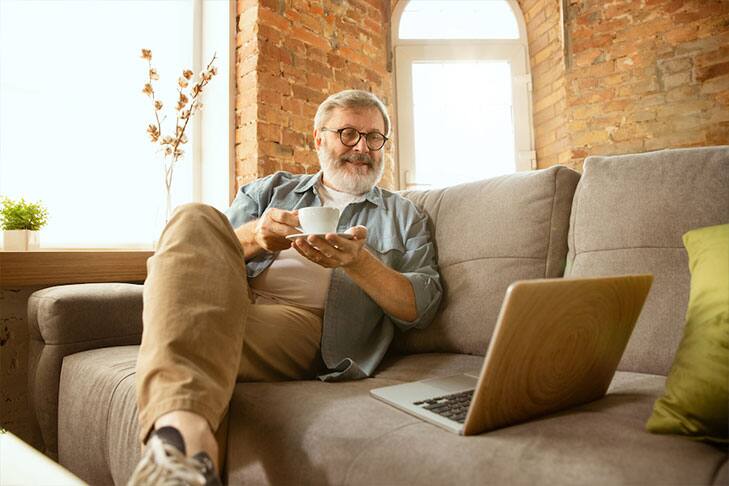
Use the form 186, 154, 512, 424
224, 180, 263, 228
387, 211, 442, 331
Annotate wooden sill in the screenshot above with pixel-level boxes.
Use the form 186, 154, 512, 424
0, 249, 153, 287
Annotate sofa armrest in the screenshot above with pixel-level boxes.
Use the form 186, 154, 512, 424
29, 283, 144, 346
27, 283, 143, 458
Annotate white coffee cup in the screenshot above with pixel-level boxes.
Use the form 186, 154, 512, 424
298, 207, 339, 234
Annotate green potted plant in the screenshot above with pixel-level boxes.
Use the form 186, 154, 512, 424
1, 197, 49, 251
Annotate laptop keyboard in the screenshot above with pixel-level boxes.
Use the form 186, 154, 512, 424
413, 389, 474, 424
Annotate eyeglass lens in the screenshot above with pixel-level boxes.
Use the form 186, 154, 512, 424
340, 127, 386, 150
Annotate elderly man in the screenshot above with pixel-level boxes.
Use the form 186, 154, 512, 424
128, 89, 442, 485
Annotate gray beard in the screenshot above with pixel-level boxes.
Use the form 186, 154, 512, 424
318, 150, 384, 195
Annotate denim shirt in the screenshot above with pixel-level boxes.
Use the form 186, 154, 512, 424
225, 171, 442, 381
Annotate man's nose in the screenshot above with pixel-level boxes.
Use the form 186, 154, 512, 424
352, 134, 369, 152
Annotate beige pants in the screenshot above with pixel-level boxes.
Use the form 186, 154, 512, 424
136, 203, 324, 444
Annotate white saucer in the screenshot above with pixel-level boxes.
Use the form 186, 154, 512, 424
286, 233, 355, 240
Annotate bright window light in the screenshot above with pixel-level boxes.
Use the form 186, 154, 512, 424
399, 0, 520, 40
0, 0, 194, 248
411, 61, 515, 187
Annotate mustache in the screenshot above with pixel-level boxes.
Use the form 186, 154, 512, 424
339, 153, 374, 165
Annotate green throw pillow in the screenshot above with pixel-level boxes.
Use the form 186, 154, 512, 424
646, 223, 729, 445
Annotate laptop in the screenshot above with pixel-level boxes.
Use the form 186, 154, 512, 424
370, 274, 653, 436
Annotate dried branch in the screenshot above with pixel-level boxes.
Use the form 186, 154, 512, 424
140, 49, 218, 192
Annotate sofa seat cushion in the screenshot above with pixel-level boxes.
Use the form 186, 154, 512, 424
58, 348, 727, 486
227, 353, 727, 485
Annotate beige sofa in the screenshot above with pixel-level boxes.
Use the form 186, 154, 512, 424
28, 146, 728, 485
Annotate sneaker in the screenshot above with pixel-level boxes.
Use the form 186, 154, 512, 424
127, 426, 222, 486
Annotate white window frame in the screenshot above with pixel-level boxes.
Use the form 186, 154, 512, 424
392, 0, 535, 190
195, 0, 236, 211
0, 0, 233, 249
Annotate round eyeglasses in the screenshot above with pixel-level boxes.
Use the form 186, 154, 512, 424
320, 127, 388, 151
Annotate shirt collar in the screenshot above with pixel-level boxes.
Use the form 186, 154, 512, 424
294, 171, 383, 207
293, 172, 321, 194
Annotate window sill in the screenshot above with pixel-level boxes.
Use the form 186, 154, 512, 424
0, 249, 153, 287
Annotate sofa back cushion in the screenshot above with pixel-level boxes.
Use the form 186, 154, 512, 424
564, 146, 729, 375
394, 165, 580, 355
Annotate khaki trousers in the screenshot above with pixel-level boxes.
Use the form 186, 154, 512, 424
136, 203, 324, 444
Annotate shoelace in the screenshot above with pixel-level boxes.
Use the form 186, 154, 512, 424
128, 435, 207, 486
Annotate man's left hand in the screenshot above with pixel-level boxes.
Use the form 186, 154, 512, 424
293, 225, 368, 268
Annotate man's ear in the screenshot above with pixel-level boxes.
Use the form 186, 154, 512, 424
313, 129, 322, 150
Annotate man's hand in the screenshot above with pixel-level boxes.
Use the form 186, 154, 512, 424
253, 208, 301, 252
292, 225, 368, 268
296, 224, 418, 322
234, 208, 300, 259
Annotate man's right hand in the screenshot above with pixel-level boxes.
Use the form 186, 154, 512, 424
234, 208, 300, 260
253, 208, 300, 252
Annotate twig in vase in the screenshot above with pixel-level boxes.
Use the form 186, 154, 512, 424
141, 48, 218, 203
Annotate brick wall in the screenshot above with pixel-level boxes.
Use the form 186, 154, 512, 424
235, 0, 397, 192
236, 0, 729, 185
519, 0, 572, 167
522, 0, 729, 170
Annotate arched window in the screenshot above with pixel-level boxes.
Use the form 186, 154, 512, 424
394, 0, 534, 189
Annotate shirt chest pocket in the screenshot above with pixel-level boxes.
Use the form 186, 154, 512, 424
366, 229, 406, 267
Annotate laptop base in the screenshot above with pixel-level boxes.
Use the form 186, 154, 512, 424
370, 374, 478, 435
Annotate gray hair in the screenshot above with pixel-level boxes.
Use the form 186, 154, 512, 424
314, 89, 391, 136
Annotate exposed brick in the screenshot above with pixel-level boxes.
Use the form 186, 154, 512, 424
236, 0, 727, 185
306, 73, 329, 91
694, 45, 729, 68
644, 130, 706, 150
281, 63, 308, 84
258, 122, 281, 143
700, 73, 729, 95
257, 22, 283, 45
258, 6, 291, 32
237, 0, 256, 16
291, 26, 331, 51
326, 52, 347, 69
656, 99, 714, 117
259, 41, 292, 64
626, 109, 657, 123
282, 128, 306, 147
259, 105, 289, 126
573, 129, 610, 146
259, 87, 282, 106
696, 60, 729, 81
234, 0, 395, 189
291, 84, 322, 104
279, 161, 307, 174
257, 156, 281, 175
657, 56, 694, 75
665, 84, 700, 102
290, 114, 313, 133
664, 24, 700, 44
337, 46, 374, 69
258, 0, 279, 12
238, 6, 257, 31
283, 7, 301, 24
706, 121, 729, 144
281, 96, 305, 117
260, 141, 294, 158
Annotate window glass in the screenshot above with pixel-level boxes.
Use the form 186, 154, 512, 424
399, 0, 519, 40
0, 0, 193, 247
411, 61, 515, 187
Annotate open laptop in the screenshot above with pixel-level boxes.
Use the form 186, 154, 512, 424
370, 274, 653, 436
